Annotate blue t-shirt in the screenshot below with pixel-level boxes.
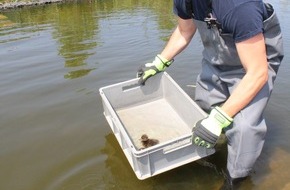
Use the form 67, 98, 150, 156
173, 0, 268, 42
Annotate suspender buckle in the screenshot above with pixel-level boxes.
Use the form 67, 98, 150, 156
204, 13, 222, 32
204, 13, 218, 29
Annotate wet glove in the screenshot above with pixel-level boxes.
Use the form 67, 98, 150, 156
192, 107, 233, 148
137, 54, 173, 85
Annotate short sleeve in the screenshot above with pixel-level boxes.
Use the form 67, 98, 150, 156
173, 0, 192, 20
222, 2, 265, 42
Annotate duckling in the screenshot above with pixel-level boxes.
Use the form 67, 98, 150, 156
140, 134, 159, 149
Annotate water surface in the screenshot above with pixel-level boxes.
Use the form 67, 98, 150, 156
0, 0, 289, 189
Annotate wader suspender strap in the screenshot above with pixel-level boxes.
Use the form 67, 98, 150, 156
206, 0, 213, 13
186, 0, 222, 30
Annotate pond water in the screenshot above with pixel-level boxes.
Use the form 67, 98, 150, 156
0, 0, 289, 189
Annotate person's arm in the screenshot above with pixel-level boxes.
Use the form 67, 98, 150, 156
192, 33, 268, 149
137, 17, 196, 85
160, 17, 197, 61
221, 33, 268, 117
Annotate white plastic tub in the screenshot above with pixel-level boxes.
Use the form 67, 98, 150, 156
99, 72, 214, 180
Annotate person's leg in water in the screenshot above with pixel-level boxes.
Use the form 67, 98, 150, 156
195, 63, 277, 189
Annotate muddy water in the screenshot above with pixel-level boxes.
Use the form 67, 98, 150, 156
0, 0, 289, 189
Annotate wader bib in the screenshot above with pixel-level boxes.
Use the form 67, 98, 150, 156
193, 4, 284, 178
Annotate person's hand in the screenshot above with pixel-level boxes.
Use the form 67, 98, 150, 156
192, 107, 233, 148
137, 54, 173, 85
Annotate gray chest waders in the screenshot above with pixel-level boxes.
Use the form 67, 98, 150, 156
192, 4, 284, 178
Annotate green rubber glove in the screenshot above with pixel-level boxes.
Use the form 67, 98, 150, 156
137, 54, 173, 85
192, 107, 233, 148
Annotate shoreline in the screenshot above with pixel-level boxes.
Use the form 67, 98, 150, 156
0, 0, 63, 11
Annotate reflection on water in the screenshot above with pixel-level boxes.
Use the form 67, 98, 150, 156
0, 14, 15, 27
0, 0, 176, 79
64, 68, 96, 79
53, 2, 98, 69
0, 0, 289, 189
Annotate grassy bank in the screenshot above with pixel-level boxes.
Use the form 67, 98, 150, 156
0, 0, 63, 10
0, 0, 31, 2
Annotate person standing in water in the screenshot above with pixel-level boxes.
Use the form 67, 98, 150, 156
137, 0, 284, 189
